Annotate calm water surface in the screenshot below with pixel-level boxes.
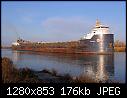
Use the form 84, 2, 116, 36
2, 49, 126, 83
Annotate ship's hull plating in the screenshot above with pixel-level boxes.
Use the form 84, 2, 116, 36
79, 34, 114, 54
12, 34, 114, 54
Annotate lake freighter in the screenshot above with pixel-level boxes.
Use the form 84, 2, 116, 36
12, 20, 114, 54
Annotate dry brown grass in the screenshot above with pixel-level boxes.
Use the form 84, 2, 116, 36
72, 75, 97, 83
2, 57, 17, 83
2, 57, 42, 83
114, 47, 126, 52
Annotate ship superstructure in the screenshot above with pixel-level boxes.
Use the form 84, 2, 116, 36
79, 20, 114, 54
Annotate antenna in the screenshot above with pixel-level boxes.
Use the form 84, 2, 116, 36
96, 19, 101, 27
15, 31, 20, 40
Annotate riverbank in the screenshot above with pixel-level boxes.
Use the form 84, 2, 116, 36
114, 47, 126, 52
1, 46, 12, 49
2, 57, 119, 83
2, 57, 73, 83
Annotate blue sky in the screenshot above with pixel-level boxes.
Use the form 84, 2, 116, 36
1, 1, 126, 46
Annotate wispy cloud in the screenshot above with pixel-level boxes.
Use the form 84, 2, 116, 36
42, 17, 93, 41
22, 15, 33, 23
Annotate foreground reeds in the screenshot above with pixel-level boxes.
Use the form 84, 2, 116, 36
2, 57, 42, 83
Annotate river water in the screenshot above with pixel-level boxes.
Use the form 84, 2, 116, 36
1, 49, 126, 83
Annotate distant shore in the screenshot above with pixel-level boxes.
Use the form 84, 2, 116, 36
114, 47, 126, 52
114, 40, 126, 52
1, 46, 12, 49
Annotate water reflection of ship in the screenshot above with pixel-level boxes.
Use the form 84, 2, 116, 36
84, 54, 114, 82
12, 50, 20, 62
